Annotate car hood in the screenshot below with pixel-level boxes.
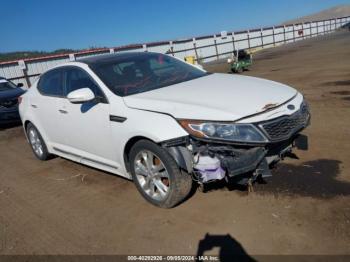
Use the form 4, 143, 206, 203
123, 73, 297, 121
0, 87, 25, 102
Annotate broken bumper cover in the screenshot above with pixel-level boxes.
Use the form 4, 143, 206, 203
163, 104, 310, 183
207, 134, 308, 180
217, 147, 266, 177
198, 103, 310, 180
163, 133, 308, 184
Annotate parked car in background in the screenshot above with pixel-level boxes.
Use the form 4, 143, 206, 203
19, 52, 310, 208
0, 77, 26, 124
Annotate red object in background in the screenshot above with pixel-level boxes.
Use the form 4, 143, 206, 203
298, 30, 304, 36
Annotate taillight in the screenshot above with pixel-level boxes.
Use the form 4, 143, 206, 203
18, 96, 23, 104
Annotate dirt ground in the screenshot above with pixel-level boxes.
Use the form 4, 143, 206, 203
0, 30, 349, 258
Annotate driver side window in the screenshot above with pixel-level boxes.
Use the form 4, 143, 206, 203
63, 67, 105, 100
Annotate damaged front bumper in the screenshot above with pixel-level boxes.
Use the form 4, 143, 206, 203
195, 134, 308, 184
162, 102, 310, 185
164, 133, 308, 185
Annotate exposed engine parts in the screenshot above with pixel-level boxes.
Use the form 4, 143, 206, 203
164, 134, 308, 187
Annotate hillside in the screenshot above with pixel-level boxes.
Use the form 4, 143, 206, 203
284, 5, 350, 24
0, 49, 77, 63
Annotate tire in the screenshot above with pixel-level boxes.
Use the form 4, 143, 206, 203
129, 139, 193, 208
26, 123, 50, 161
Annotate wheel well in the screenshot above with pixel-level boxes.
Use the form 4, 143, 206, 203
123, 136, 154, 172
24, 120, 32, 131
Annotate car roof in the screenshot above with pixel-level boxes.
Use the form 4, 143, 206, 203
77, 51, 161, 66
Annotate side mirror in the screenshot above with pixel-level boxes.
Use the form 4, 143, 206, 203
17, 83, 24, 88
67, 88, 95, 104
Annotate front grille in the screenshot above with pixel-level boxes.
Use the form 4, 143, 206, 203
259, 103, 310, 142
0, 98, 18, 109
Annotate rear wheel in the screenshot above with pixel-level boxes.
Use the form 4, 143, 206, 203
129, 140, 192, 208
26, 123, 50, 161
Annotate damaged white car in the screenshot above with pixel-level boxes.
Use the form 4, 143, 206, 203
19, 52, 310, 208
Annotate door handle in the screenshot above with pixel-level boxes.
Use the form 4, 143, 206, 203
58, 109, 68, 114
31, 104, 38, 108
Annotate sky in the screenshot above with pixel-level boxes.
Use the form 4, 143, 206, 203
1, 0, 349, 52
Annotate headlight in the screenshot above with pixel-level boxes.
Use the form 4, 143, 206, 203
178, 120, 268, 143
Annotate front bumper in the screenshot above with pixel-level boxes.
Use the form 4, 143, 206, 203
191, 133, 308, 184
0, 107, 21, 124
164, 101, 310, 184
164, 132, 308, 184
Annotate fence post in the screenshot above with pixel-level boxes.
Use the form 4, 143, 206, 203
330, 19, 332, 31
283, 25, 286, 43
308, 22, 311, 37
293, 24, 296, 41
192, 38, 199, 63
169, 41, 174, 56
69, 53, 75, 61
322, 20, 325, 34
260, 28, 264, 47
213, 35, 219, 59
143, 44, 147, 52
246, 30, 251, 50
334, 18, 337, 30
18, 60, 30, 88
272, 27, 276, 46
231, 32, 236, 52
316, 21, 319, 35
301, 23, 305, 39
327, 20, 330, 33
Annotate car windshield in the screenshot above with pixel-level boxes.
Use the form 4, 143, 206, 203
90, 53, 209, 96
0, 79, 17, 91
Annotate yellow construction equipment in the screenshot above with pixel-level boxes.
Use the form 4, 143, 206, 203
184, 55, 196, 64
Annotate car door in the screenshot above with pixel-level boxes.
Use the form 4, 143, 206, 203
57, 66, 118, 170
31, 68, 67, 147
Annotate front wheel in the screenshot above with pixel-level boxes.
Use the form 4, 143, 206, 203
26, 123, 50, 161
129, 140, 192, 208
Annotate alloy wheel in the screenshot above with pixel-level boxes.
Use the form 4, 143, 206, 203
133, 150, 170, 201
28, 127, 44, 158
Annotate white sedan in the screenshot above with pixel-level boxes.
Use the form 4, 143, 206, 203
19, 52, 310, 208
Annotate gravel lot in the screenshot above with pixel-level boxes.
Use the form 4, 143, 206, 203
0, 30, 349, 257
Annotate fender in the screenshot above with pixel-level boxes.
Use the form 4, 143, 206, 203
165, 146, 193, 173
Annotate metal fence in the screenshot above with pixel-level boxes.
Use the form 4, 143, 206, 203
1, 16, 349, 88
